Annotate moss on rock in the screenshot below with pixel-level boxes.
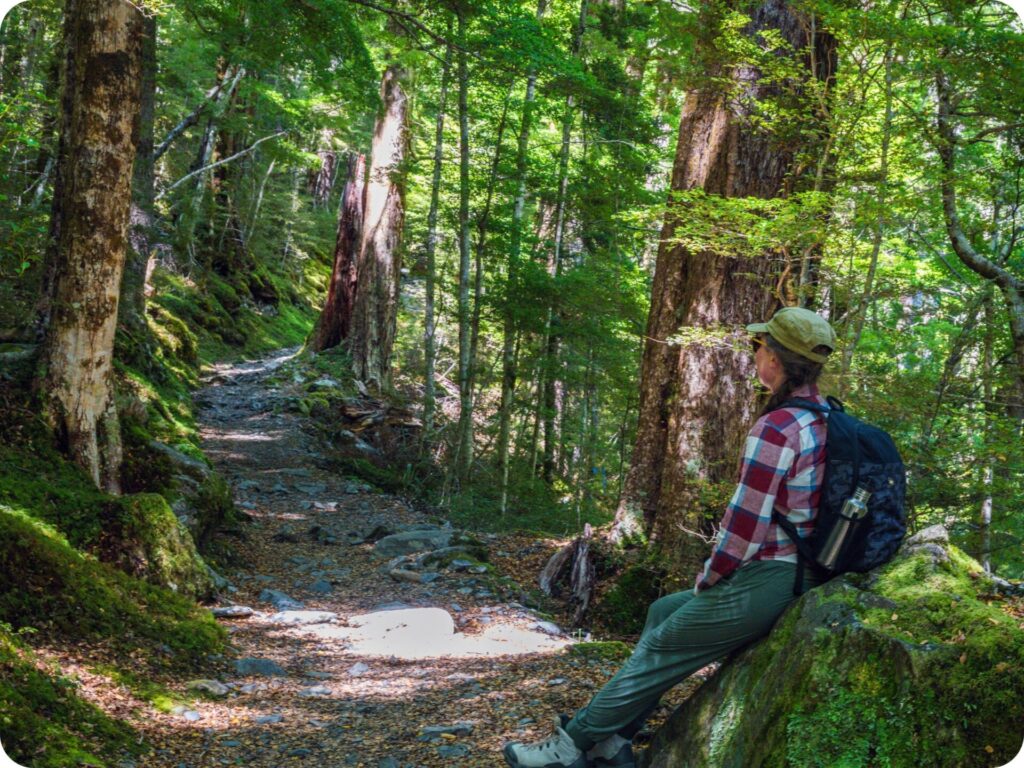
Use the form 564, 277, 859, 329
641, 531, 1024, 768
99, 493, 215, 600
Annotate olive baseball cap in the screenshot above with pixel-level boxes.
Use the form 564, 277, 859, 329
746, 307, 836, 363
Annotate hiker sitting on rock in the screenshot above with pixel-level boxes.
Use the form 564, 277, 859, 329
503, 307, 837, 768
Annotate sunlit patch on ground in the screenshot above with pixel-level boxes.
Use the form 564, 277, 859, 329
283, 607, 572, 660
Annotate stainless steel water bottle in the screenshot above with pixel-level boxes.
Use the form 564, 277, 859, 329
818, 486, 871, 571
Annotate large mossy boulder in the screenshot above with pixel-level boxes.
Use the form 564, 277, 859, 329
99, 493, 214, 599
640, 527, 1024, 768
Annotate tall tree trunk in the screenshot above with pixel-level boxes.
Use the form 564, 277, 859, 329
454, 8, 474, 482
422, 34, 453, 449
348, 63, 409, 390
39, 0, 144, 492
119, 11, 157, 334
499, 0, 548, 513
455, 84, 513, 480
308, 128, 337, 208
979, 291, 994, 573
28, 55, 61, 209
468, 89, 511, 402
281, 165, 302, 264
209, 77, 248, 277
839, 44, 893, 395
310, 153, 365, 352
173, 65, 240, 269
244, 157, 276, 242
612, 0, 837, 578
540, 0, 587, 485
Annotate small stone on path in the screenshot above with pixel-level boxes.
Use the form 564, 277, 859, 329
298, 685, 332, 697
422, 722, 474, 737
186, 679, 230, 697
268, 610, 337, 625
234, 658, 287, 677
258, 588, 304, 610
309, 579, 333, 594
212, 605, 254, 619
347, 662, 370, 677
532, 621, 563, 636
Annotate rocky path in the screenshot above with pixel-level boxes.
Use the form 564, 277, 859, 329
144, 349, 635, 768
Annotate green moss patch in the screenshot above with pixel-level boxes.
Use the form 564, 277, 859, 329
594, 560, 667, 636
150, 262, 322, 364
0, 625, 140, 768
0, 503, 223, 658
781, 552, 1024, 767
88, 663, 189, 714
0, 435, 215, 599
567, 640, 633, 663
646, 543, 1024, 768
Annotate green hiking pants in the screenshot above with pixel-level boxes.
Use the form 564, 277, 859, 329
564, 560, 823, 749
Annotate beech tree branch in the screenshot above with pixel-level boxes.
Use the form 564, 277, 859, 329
967, 122, 1024, 144
153, 66, 244, 162
156, 131, 286, 200
935, 68, 1024, 400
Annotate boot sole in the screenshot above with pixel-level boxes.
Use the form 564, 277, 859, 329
503, 743, 588, 768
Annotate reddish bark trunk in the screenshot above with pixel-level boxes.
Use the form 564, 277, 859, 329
348, 65, 409, 390
613, 0, 836, 576
310, 153, 365, 352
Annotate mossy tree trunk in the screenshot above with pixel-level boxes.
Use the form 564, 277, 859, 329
348, 63, 409, 391
612, 0, 836, 576
118, 10, 157, 335
39, 0, 145, 492
453, 7, 474, 483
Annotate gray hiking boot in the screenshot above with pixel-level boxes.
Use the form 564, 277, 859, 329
503, 718, 588, 768
587, 733, 635, 768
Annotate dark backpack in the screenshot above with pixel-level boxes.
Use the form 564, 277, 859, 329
771, 396, 907, 595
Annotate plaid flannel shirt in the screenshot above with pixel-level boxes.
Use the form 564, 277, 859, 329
695, 384, 828, 593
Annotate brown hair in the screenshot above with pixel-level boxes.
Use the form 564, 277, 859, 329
758, 334, 831, 416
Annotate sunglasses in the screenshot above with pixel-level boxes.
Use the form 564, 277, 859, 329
750, 336, 766, 354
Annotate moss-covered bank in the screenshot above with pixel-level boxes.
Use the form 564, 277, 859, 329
640, 527, 1024, 768
0, 624, 141, 768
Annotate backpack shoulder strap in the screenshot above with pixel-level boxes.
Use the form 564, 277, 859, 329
777, 397, 830, 417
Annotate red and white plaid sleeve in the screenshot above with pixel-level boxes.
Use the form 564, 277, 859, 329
695, 415, 797, 592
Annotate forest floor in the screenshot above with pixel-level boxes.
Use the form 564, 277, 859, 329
136, 348, 700, 768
